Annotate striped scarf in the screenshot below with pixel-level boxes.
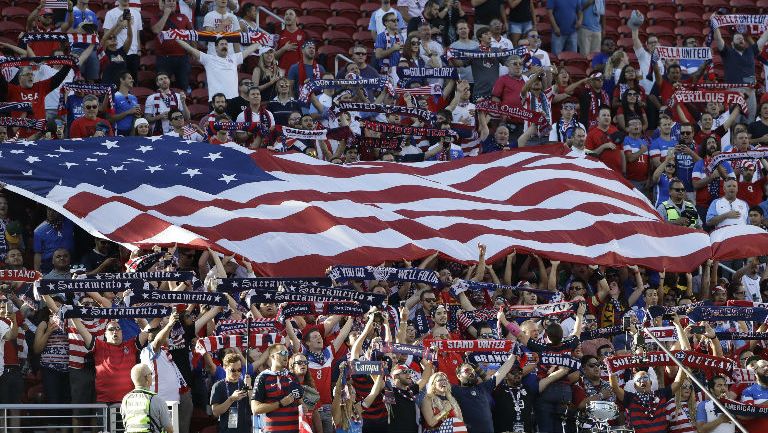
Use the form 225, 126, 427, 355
362, 120, 453, 137
0, 117, 46, 131
299, 77, 393, 101
475, 100, 548, 127
20, 32, 99, 47
393, 83, 443, 96
0, 55, 77, 70
0, 102, 32, 114
57, 81, 115, 115
194, 333, 285, 354
331, 102, 436, 122
445, 46, 526, 60
159, 29, 276, 46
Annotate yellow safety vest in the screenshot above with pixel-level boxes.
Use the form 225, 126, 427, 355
122, 389, 159, 433
662, 200, 697, 228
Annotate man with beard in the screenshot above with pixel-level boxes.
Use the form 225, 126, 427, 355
252, 344, 303, 433
200, 93, 229, 129
692, 136, 734, 218
389, 361, 433, 433
451, 353, 522, 433
574, 355, 616, 429
492, 359, 536, 433
609, 366, 685, 433
739, 360, 768, 431
695, 375, 735, 433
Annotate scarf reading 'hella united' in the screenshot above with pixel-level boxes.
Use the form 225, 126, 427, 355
327, 265, 441, 286
654, 46, 712, 61
706, 14, 768, 45
331, 102, 437, 123
475, 100, 548, 127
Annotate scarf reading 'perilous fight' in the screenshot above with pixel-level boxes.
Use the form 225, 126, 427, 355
474, 100, 548, 127
159, 29, 276, 46
0, 268, 42, 282
331, 102, 437, 123
216, 277, 332, 292
0, 117, 46, 131
298, 77, 393, 101
671, 90, 747, 113
604, 351, 736, 375
361, 120, 454, 137
327, 265, 441, 286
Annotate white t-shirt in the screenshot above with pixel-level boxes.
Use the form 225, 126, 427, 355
140, 345, 185, 404
0, 320, 9, 373
635, 46, 664, 95
202, 10, 241, 54
396, 0, 427, 19
742, 273, 762, 303
34, 65, 75, 111
235, 108, 276, 126
567, 146, 588, 158
706, 197, 750, 230
452, 101, 476, 126
103, 7, 143, 55
199, 52, 243, 100
144, 92, 184, 133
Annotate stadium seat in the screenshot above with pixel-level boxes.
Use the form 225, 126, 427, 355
0, 21, 24, 40
759, 0, 768, 13
1, 6, 28, 20
330, 2, 360, 21
647, 0, 676, 15
351, 31, 374, 46
139, 55, 156, 71
675, 11, 703, 26
300, 1, 332, 20
300, 15, 327, 34
360, 2, 380, 16
701, 0, 728, 12
317, 44, 346, 70
646, 10, 675, 27
132, 86, 155, 103
356, 17, 370, 31
137, 70, 156, 88
557, 51, 589, 70
323, 30, 355, 52
675, 0, 706, 16
730, 0, 760, 14
190, 88, 209, 104
270, 0, 300, 15
326, 16, 357, 33
188, 103, 210, 120
675, 26, 701, 39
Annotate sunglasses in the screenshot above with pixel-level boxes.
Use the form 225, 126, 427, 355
584, 318, 597, 323
479, 333, 494, 338
423, 298, 436, 302
107, 327, 122, 332
354, 51, 367, 55
627, 92, 638, 96
586, 363, 600, 368
666, 164, 676, 169
680, 131, 693, 135
85, 105, 98, 109
171, 115, 184, 120
600, 351, 614, 357
671, 187, 686, 192
276, 350, 290, 357
292, 360, 308, 366
635, 376, 651, 384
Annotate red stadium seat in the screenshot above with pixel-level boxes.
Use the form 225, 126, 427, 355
701, 0, 728, 12
317, 44, 346, 70
1, 6, 29, 20
299, 15, 327, 33
322, 30, 354, 52
675, 26, 701, 39
132, 86, 155, 102
356, 17, 370, 31
351, 31, 374, 46
647, 0, 676, 15
646, 10, 675, 27
300, 1, 332, 20
360, 2, 380, 16
190, 88, 209, 104
330, 2, 360, 21
675, 0, 706, 15
0, 21, 24, 40
270, 0, 300, 15
557, 51, 589, 70
188, 103, 210, 120
730, 0, 760, 14
326, 16, 357, 33
139, 55, 156, 70
675, 11, 703, 25
137, 70, 156, 88
759, 0, 768, 13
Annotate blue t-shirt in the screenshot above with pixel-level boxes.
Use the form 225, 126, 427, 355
581, 2, 602, 32
481, 136, 515, 154
546, 0, 582, 35
113, 91, 139, 132
33, 219, 75, 261
373, 31, 402, 73
674, 144, 697, 191
65, 94, 85, 129
286, 63, 327, 99
649, 137, 675, 162
741, 383, 768, 404
452, 378, 496, 433
654, 173, 673, 208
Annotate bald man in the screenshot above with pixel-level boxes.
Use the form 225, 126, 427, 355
120, 364, 174, 433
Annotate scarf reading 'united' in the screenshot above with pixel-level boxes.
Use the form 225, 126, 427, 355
604, 350, 736, 375
194, 333, 285, 354
0, 268, 41, 282
331, 102, 437, 123
159, 29, 275, 46
356, 136, 401, 150
706, 14, 768, 46
475, 100, 548, 127
278, 302, 366, 319
0, 117, 46, 131
362, 120, 453, 137
0, 102, 32, 114
298, 77, 393, 101
327, 265, 441, 286
20, 32, 99, 47
707, 148, 768, 171
654, 46, 712, 61
215, 318, 281, 335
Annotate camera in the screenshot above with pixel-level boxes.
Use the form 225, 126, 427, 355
399, 301, 406, 308
690, 325, 705, 334
681, 208, 698, 221
662, 313, 674, 321
240, 383, 251, 392
123, 8, 131, 21
81, 22, 96, 33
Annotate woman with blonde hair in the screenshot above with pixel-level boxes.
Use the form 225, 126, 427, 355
289, 353, 323, 433
252, 46, 283, 101
666, 375, 698, 433
420, 372, 467, 432
331, 365, 364, 433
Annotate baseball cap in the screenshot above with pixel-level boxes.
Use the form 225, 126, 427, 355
302, 39, 316, 49
589, 71, 604, 79
712, 285, 726, 294
391, 364, 411, 376
258, 46, 274, 56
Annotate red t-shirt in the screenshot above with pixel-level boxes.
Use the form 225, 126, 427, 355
277, 28, 307, 70
6, 80, 53, 120
0, 312, 22, 367
586, 125, 623, 173
152, 13, 193, 57
93, 338, 140, 403
738, 177, 768, 207
69, 116, 113, 138
491, 75, 525, 108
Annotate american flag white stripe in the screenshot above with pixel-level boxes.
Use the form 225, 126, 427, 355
1, 137, 760, 277
44, 0, 69, 8
709, 224, 768, 260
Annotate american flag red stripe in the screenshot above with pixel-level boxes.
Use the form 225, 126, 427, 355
1, 137, 764, 277
44, 0, 69, 8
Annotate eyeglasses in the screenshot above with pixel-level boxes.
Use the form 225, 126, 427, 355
627, 92, 638, 96
292, 360, 308, 366
353, 51, 367, 56
384, 18, 397, 22
599, 351, 614, 357
635, 376, 651, 384
528, 35, 540, 39
584, 318, 597, 323
85, 105, 98, 109
586, 363, 600, 368
671, 187, 686, 192
666, 164, 676, 169
423, 298, 436, 302
680, 131, 693, 135
276, 350, 290, 357
107, 327, 122, 332
171, 115, 184, 120
241, 81, 253, 86
411, 41, 421, 45
479, 333, 494, 338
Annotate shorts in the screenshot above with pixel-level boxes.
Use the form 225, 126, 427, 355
69, 366, 96, 404
508, 21, 533, 35
0, 366, 22, 403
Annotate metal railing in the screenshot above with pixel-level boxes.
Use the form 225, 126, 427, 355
335, 54, 354, 76
0, 404, 110, 432
255, 6, 286, 31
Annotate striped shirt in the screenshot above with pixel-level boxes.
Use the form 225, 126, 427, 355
666, 398, 696, 433
67, 318, 106, 369
352, 375, 387, 420
253, 370, 301, 433
623, 387, 672, 433
40, 328, 69, 371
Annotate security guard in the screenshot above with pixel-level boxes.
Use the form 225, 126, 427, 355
121, 364, 174, 433
656, 179, 701, 228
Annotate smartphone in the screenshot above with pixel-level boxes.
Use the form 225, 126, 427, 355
81, 22, 96, 33
662, 313, 674, 321
690, 325, 705, 334
122, 8, 131, 21
622, 315, 632, 331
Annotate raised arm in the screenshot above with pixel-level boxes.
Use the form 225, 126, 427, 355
176, 39, 202, 61
70, 317, 93, 348
492, 353, 519, 386
608, 365, 625, 402
332, 316, 354, 352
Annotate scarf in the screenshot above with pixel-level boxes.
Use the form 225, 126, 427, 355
327, 265, 440, 286
299, 77, 393, 101
0, 55, 77, 69
210, 121, 266, 135
215, 318, 280, 335
672, 90, 747, 113
582, 377, 614, 402
452, 279, 556, 300
61, 305, 172, 319
396, 66, 458, 80
586, 87, 610, 127
356, 136, 402, 150
445, 46, 526, 60
125, 288, 227, 306
604, 351, 736, 375
715, 331, 768, 340
36, 278, 144, 295
555, 117, 579, 142
648, 301, 711, 318
331, 102, 437, 123
707, 149, 768, 171
247, 287, 386, 305
720, 398, 768, 417
159, 29, 276, 46
474, 100, 548, 127
683, 82, 753, 90
194, 333, 285, 354
687, 306, 768, 322
423, 339, 514, 352
216, 277, 332, 292
706, 15, 768, 45
655, 46, 712, 61
96, 271, 195, 282
278, 302, 365, 319
279, 126, 327, 140
381, 343, 427, 358
362, 120, 453, 137
580, 325, 623, 341
0, 117, 46, 131
351, 360, 387, 375
645, 326, 678, 341
540, 352, 581, 370
124, 251, 165, 272
393, 83, 443, 96
238, 105, 272, 137
58, 81, 115, 116
20, 32, 99, 47
505, 301, 579, 317
466, 352, 509, 364
732, 368, 756, 383
0, 102, 32, 114
0, 268, 42, 282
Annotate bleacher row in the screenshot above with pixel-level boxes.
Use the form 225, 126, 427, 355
0, 0, 766, 119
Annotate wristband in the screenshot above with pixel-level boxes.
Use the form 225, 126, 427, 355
505, 320, 521, 337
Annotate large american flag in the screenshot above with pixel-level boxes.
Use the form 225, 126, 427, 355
0, 136, 762, 276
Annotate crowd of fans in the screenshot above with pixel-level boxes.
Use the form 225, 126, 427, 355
2, 0, 768, 433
